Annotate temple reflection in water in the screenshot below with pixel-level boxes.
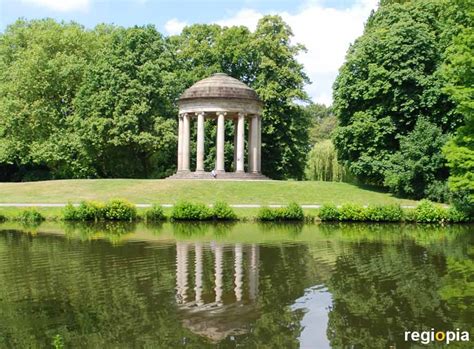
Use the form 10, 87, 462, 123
175, 241, 260, 341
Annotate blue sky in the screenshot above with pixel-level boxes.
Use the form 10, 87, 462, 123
0, 0, 378, 105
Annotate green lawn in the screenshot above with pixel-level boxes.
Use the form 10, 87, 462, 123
0, 179, 419, 206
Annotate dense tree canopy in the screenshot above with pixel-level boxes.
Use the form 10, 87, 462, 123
442, 0, 474, 214
0, 19, 106, 180
72, 26, 177, 178
0, 16, 310, 181
332, 0, 470, 201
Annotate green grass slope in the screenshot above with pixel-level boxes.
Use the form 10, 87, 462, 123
0, 179, 418, 206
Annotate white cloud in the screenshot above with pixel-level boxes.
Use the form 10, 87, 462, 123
212, 0, 378, 105
216, 8, 262, 31
164, 18, 188, 35
20, 0, 90, 12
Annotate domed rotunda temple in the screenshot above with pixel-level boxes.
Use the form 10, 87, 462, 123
169, 73, 268, 180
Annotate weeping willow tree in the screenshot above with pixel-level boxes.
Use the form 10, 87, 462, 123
305, 140, 346, 181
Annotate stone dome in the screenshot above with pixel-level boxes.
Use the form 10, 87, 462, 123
179, 73, 261, 102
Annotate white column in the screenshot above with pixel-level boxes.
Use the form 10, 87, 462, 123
257, 115, 262, 173
196, 112, 205, 172
177, 115, 183, 171
250, 116, 259, 173
182, 113, 190, 171
233, 121, 238, 171
234, 243, 243, 302
248, 116, 253, 172
216, 112, 225, 172
236, 113, 245, 172
214, 243, 223, 306
194, 243, 203, 306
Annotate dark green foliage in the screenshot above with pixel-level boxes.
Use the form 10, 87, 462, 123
365, 204, 404, 222
450, 190, 474, 218
442, 1, 474, 216
72, 26, 177, 178
318, 204, 340, 221
18, 209, 45, 223
384, 118, 450, 201
333, 0, 468, 193
305, 103, 335, 143
103, 199, 137, 221
144, 204, 165, 222
212, 201, 237, 220
257, 203, 304, 221
0, 213, 6, 222
170, 201, 213, 221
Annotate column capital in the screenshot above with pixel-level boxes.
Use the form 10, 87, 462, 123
195, 112, 205, 117
217, 111, 227, 117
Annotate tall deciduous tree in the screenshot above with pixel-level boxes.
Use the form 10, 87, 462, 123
71, 26, 177, 178
442, 0, 474, 215
0, 19, 106, 179
332, 0, 468, 195
252, 16, 311, 179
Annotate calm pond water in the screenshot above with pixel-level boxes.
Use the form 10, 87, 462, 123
0, 222, 472, 348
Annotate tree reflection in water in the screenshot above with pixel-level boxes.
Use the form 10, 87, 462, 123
0, 223, 471, 348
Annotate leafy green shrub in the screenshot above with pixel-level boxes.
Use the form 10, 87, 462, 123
366, 204, 404, 222
212, 201, 237, 220
280, 202, 304, 220
338, 203, 367, 221
318, 204, 340, 221
257, 207, 277, 221
63, 203, 79, 221
74, 201, 104, 221
18, 209, 45, 223
103, 199, 137, 221
170, 201, 213, 221
257, 203, 304, 221
403, 209, 417, 222
446, 207, 470, 223
144, 204, 165, 222
414, 200, 447, 223
450, 189, 474, 219
0, 213, 7, 222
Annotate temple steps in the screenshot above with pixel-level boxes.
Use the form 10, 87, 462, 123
167, 171, 270, 180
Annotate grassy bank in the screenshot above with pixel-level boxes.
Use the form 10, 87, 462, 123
0, 179, 419, 206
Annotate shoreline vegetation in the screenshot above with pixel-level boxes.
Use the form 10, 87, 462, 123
0, 199, 471, 224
